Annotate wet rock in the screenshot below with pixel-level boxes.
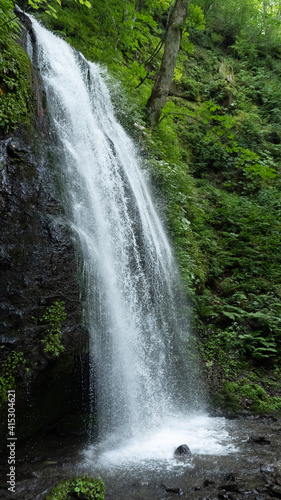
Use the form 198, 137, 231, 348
0, 248, 11, 270
0, 128, 86, 446
0, 334, 18, 345
224, 473, 235, 481
174, 444, 191, 457
260, 462, 275, 473
218, 492, 228, 499
203, 478, 215, 487
14, 5, 33, 34
165, 487, 184, 495
29, 351, 49, 372
219, 483, 241, 492
247, 436, 271, 445
7, 139, 30, 159
270, 485, 281, 499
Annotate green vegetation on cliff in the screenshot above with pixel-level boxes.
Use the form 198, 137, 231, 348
39, 300, 67, 357
2, 0, 281, 414
0, 351, 26, 404
0, 1, 34, 132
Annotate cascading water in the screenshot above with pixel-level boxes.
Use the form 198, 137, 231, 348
27, 17, 235, 466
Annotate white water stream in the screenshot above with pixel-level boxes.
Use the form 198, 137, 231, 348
28, 17, 236, 467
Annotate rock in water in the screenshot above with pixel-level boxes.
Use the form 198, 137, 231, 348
174, 444, 191, 457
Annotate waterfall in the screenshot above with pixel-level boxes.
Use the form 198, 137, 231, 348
28, 17, 204, 444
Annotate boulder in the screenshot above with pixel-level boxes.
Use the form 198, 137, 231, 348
247, 436, 271, 445
174, 444, 192, 457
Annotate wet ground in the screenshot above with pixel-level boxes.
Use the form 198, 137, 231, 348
0, 416, 280, 499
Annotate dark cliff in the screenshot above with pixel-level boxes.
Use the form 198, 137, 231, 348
0, 41, 89, 446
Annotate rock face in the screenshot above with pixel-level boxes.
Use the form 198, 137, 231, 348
0, 123, 88, 446
174, 444, 192, 457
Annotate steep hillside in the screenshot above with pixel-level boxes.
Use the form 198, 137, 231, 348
1, 0, 281, 416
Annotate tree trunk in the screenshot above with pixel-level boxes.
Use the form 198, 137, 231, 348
146, 0, 190, 127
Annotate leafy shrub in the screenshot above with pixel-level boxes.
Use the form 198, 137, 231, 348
46, 474, 105, 500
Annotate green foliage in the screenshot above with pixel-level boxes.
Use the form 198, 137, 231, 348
0, 0, 20, 42
187, 4, 205, 31
40, 301, 67, 357
0, 351, 26, 405
27, 0, 91, 19
46, 474, 105, 500
239, 332, 278, 359
40, 0, 164, 70
144, 122, 208, 294
177, 100, 277, 180
28, 0, 60, 18
222, 379, 281, 414
0, 40, 34, 132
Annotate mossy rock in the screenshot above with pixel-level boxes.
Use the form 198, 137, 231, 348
46, 475, 104, 500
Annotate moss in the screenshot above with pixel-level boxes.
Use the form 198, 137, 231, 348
0, 39, 35, 132
46, 475, 104, 500
219, 382, 240, 413
212, 378, 281, 415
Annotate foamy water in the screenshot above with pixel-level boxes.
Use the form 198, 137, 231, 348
83, 415, 237, 472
